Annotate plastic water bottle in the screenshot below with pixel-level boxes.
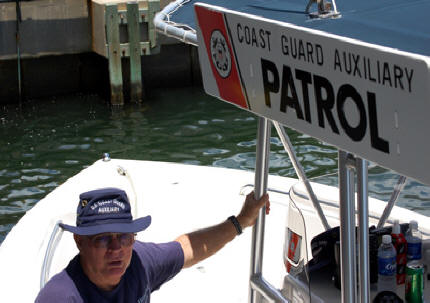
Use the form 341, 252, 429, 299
406, 220, 422, 261
378, 234, 397, 292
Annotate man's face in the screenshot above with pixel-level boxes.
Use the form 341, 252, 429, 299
74, 233, 135, 291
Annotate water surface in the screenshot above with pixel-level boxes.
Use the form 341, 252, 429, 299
1, 87, 429, 244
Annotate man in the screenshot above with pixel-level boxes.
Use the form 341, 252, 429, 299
35, 187, 270, 302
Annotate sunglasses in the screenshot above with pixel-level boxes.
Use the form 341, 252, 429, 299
88, 233, 135, 249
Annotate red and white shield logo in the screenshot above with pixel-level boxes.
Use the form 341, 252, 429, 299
210, 30, 232, 79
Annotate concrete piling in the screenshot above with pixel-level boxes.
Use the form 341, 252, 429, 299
93, 0, 161, 105
106, 4, 124, 105
127, 2, 143, 103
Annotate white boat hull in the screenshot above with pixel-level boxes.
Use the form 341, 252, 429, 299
1, 159, 429, 302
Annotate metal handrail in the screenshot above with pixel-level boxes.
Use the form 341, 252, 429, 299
338, 150, 357, 303
154, 0, 198, 46
240, 184, 290, 197
40, 221, 64, 289
249, 117, 271, 303
377, 175, 407, 229
273, 122, 330, 231
357, 158, 370, 303
250, 274, 289, 303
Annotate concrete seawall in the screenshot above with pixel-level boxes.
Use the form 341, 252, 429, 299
0, 0, 201, 104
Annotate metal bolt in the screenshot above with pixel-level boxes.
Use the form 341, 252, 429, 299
102, 153, 111, 162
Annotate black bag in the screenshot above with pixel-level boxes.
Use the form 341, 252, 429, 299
373, 291, 403, 303
309, 223, 409, 289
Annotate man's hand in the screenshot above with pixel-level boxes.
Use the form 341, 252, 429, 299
237, 191, 270, 229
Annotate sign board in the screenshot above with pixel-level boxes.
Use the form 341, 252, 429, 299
194, 3, 430, 187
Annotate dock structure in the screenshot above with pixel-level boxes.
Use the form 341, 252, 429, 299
92, 0, 160, 105
0, 0, 200, 104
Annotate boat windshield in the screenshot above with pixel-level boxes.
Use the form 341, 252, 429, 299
281, 186, 312, 302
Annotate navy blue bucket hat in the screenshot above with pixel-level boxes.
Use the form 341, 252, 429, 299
60, 187, 151, 236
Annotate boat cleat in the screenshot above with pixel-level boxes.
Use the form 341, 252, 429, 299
305, 0, 341, 19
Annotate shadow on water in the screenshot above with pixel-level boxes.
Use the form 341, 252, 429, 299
0, 87, 429, 244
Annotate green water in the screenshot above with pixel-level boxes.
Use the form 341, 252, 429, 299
1, 87, 429, 244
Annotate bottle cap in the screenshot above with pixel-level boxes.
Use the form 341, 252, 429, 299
392, 220, 401, 234
410, 220, 418, 229
382, 234, 392, 244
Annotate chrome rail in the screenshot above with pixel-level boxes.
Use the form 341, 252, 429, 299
273, 122, 330, 231
377, 175, 407, 229
250, 274, 288, 303
248, 118, 292, 303
249, 117, 271, 303
338, 153, 371, 303
240, 184, 289, 197
339, 151, 357, 303
40, 221, 64, 289
154, 0, 198, 46
357, 159, 370, 303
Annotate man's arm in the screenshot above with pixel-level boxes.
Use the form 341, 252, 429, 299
175, 191, 270, 268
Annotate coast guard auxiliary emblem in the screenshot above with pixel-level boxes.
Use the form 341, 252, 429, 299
210, 30, 231, 78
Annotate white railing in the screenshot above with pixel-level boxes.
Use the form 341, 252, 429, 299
40, 221, 64, 289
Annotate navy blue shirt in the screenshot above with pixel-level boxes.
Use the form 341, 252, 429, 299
35, 241, 184, 303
